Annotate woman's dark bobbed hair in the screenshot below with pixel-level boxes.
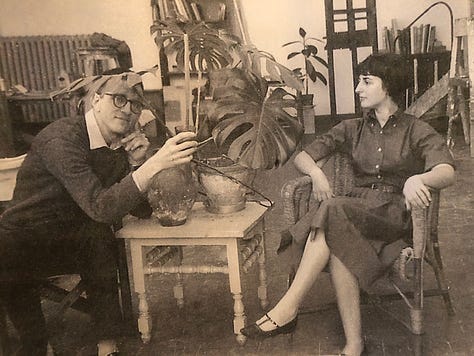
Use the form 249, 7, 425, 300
357, 53, 412, 104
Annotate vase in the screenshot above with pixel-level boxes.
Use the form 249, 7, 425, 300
147, 163, 197, 226
147, 125, 198, 226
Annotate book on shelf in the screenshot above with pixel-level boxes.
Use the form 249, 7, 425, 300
384, 18, 442, 55
427, 26, 436, 53
421, 24, 430, 53
190, 2, 202, 21
174, 0, 190, 22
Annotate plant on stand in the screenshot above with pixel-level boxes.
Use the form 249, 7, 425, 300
152, 19, 306, 214
282, 27, 328, 130
194, 44, 305, 213
148, 19, 238, 225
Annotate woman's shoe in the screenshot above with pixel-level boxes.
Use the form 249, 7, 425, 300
240, 313, 298, 339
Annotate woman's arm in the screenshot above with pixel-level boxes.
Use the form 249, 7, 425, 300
403, 163, 455, 210
294, 151, 334, 201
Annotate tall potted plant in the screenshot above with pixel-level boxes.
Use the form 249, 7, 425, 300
152, 20, 305, 214
148, 19, 239, 225
194, 45, 305, 213
282, 27, 328, 129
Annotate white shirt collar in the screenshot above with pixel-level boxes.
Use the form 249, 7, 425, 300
85, 109, 109, 150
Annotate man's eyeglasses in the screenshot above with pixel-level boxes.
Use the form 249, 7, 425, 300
104, 93, 144, 114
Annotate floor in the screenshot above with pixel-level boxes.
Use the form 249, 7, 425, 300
4, 134, 474, 356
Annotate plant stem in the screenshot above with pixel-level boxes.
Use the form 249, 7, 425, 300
195, 70, 202, 133
184, 33, 191, 130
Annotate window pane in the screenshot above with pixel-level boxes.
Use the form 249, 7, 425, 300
355, 19, 367, 31
335, 21, 348, 32
355, 11, 367, 19
334, 13, 347, 21
353, 0, 367, 9
333, 0, 346, 10
334, 49, 355, 115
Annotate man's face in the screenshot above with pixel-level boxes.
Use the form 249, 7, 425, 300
92, 83, 143, 141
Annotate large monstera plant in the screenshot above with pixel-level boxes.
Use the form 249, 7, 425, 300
204, 67, 304, 169
151, 19, 239, 130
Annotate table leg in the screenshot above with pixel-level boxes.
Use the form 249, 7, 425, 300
257, 223, 269, 309
130, 240, 152, 343
226, 239, 247, 345
174, 247, 184, 308
116, 239, 134, 330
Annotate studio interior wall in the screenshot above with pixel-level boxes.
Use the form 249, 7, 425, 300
0, 0, 470, 115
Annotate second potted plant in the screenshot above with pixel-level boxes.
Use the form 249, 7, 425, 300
282, 27, 328, 129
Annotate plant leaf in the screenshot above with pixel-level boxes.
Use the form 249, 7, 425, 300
282, 40, 302, 47
315, 72, 328, 85
208, 68, 303, 169
299, 27, 306, 38
287, 52, 300, 60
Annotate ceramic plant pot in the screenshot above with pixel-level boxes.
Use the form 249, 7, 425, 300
197, 157, 255, 214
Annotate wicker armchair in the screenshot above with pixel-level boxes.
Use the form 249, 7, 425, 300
281, 152, 454, 336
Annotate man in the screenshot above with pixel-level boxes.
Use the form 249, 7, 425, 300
0, 72, 197, 355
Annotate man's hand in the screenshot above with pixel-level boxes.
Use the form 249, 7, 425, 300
403, 175, 431, 210
121, 130, 150, 166
132, 132, 198, 191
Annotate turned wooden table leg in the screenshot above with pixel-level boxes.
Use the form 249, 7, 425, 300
226, 239, 247, 345
131, 240, 152, 343
257, 223, 269, 309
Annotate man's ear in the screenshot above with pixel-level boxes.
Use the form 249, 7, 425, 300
90, 93, 101, 112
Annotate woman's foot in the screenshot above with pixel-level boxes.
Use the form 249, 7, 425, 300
255, 310, 297, 332
340, 340, 366, 356
240, 311, 298, 339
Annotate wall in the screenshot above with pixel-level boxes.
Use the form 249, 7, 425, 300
240, 0, 468, 117
0, 0, 162, 89
0, 0, 469, 114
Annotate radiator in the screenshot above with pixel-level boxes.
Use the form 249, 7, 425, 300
0, 35, 91, 123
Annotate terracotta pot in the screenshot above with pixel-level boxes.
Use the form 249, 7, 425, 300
197, 157, 255, 214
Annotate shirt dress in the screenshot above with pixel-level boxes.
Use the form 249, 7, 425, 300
282, 109, 455, 290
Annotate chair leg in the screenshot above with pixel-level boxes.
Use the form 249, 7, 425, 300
427, 241, 455, 316
411, 257, 424, 335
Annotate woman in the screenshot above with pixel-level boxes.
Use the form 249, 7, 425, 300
240, 53, 455, 356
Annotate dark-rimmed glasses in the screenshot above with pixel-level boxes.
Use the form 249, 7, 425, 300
104, 93, 144, 114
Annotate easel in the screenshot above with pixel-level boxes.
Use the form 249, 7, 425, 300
446, 11, 474, 156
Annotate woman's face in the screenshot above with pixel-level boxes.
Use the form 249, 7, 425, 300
355, 74, 389, 109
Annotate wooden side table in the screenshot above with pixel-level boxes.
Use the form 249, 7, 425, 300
116, 202, 269, 345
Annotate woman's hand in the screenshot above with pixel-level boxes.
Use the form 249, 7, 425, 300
403, 174, 431, 210
132, 132, 198, 191
122, 130, 150, 166
310, 169, 334, 202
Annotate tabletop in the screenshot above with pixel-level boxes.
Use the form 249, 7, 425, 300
116, 202, 268, 240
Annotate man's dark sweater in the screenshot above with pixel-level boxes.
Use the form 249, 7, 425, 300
1, 116, 148, 232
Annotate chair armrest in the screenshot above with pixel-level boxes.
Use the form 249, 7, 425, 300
281, 176, 312, 226
410, 189, 440, 258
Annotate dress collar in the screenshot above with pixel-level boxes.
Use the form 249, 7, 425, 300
363, 108, 404, 125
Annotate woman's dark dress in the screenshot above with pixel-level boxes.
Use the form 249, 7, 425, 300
283, 110, 454, 290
